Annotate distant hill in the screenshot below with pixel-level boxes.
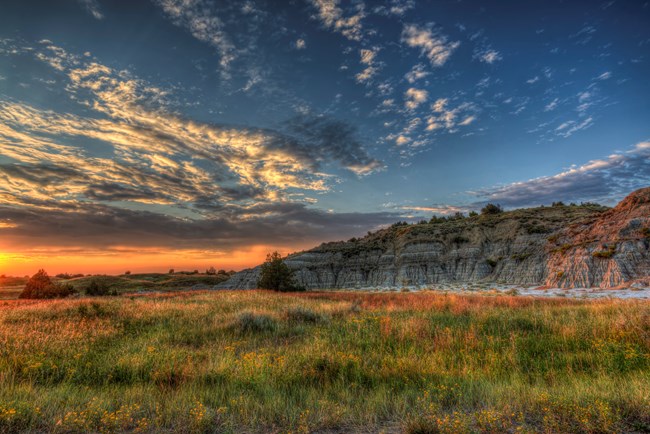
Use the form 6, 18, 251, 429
221, 187, 650, 290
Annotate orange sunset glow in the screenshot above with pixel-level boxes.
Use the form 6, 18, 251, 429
0, 245, 314, 276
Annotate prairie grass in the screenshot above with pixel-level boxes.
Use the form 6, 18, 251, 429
0, 290, 648, 433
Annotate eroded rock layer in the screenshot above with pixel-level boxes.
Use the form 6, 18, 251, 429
220, 188, 650, 289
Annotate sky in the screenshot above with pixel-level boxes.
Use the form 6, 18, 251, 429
0, 0, 649, 275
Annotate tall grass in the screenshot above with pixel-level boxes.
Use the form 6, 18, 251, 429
0, 290, 648, 433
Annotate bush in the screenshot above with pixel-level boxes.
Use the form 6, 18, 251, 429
593, 245, 616, 259
286, 307, 325, 323
86, 279, 117, 296
480, 203, 503, 215
19, 270, 76, 299
257, 251, 304, 292
236, 312, 278, 334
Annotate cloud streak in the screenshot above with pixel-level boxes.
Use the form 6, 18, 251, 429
472, 142, 650, 207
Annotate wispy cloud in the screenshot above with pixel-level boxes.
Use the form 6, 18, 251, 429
155, 0, 235, 71
401, 23, 459, 67
472, 142, 650, 207
309, 0, 365, 41
78, 0, 104, 20
426, 98, 477, 132
476, 49, 501, 64
404, 63, 430, 83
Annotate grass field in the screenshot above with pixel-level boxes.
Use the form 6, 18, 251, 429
0, 290, 648, 433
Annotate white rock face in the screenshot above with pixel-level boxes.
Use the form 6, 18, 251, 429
218, 188, 650, 290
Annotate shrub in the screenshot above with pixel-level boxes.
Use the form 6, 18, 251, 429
480, 203, 503, 215
486, 258, 498, 268
593, 245, 616, 259
451, 235, 469, 244
236, 312, 278, 334
552, 201, 565, 207
19, 270, 76, 299
286, 307, 325, 323
641, 227, 650, 238
468, 211, 479, 217
258, 251, 304, 292
86, 279, 117, 296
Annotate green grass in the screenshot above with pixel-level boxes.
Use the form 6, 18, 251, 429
0, 291, 648, 433
63, 273, 230, 294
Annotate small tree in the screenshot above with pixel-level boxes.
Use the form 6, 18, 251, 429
19, 269, 75, 299
481, 203, 503, 215
257, 252, 304, 292
206, 266, 217, 275
19, 269, 52, 299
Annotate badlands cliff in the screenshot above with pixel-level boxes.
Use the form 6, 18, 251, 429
221, 188, 650, 290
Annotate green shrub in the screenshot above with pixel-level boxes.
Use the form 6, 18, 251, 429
593, 245, 616, 259
481, 203, 503, 215
451, 235, 469, 244
286, 307, 325, 323
236, 312, 278, 334
85, 279, 117, 296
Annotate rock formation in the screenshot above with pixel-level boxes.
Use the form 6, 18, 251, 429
220, 188, 650, 290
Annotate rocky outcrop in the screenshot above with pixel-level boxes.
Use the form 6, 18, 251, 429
544, 187, 650, 288
219, 188, 650, 290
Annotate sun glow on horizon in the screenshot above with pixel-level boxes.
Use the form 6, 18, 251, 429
0, 244, 311, 277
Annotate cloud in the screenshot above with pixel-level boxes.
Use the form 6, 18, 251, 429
426, 98, 477, 132
476, 49, 501, 64
309, 0, 365, 41
404, 63, 430, 83
355, 47, 380, 83
544, 98, 559, 111
401, 204, 467, 215
596, 71, 612, 80
154, 0, 235, 71
295, 38, 307, 50
471, 142, 650, 207
401, 24, 459, 67
0, 201, 402, 251
78, 0, 104, 19
555, 116, 593, 137
404, 87, 428, 110
526, 76, 539, 84
0, 43, 382, 214
0, 42, 392, 257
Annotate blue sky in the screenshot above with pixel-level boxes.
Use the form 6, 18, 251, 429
0, 0, 649, 272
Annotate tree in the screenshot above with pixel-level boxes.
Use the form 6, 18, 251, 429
257, 252, 304, 292
481, 203, 503, 215
206, 266, 217, 275
19, 269, 52, 299
19, 269, 75, 299
168, 269, 175, 274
